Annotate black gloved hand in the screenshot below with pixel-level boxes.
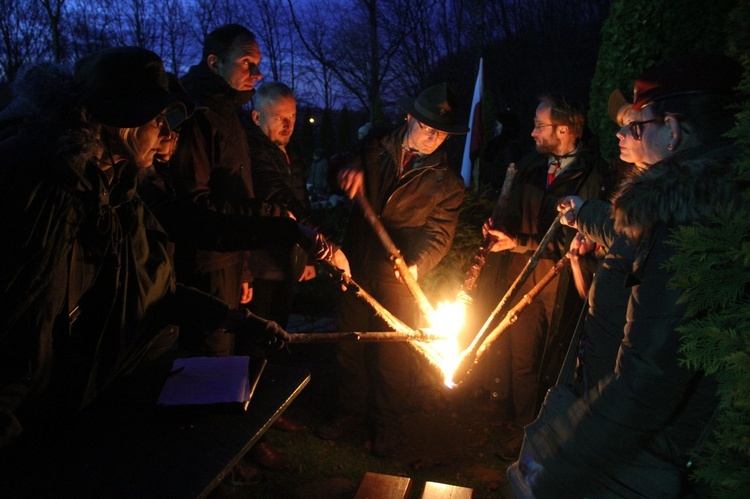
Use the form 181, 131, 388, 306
297, 224, 333, 261
223, 309, 291, 350
310, 233, 333, 261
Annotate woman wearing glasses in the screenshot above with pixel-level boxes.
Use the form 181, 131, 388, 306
511, 53, 743, 498
0, 47, 288, 450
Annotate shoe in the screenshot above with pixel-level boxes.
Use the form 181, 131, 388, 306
315, 413, 363, 440
495, 431, 524, 461
246, 441, 292, 472
272, 415, 309, 432
372, 424, 400, 458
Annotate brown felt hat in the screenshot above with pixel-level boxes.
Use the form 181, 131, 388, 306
607, 89, 631, 123
75, 46, 184, 128
398, 83, 469, 135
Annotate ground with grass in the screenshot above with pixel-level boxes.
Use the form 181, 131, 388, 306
209, 197, 518, 498
209, 293, 519, 498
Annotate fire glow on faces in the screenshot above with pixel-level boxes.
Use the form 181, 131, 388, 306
215, 37, 263, 92
257, 95, 296, 149
405, 116, 449, 156
118, 112, 171, 169
616, 107, 648, 168
531, 104, 562, 155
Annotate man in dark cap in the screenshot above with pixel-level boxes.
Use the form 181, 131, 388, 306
509, 53, 743, 498
315, 83, 467, 457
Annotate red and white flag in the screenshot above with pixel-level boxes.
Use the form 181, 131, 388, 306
461, 58, 483, 187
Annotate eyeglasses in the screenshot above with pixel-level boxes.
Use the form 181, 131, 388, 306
628, 118, 660, 141
153, 113, 171, 135
533, 123, 556, 131
417, 121, 449, 139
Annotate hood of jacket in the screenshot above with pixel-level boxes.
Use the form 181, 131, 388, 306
181, 63, 254, 109
0, 63, 101, 193
612, 141, 739, 244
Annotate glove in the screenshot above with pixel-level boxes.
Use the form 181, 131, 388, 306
297, 224, 333, 261
310, 233, 333, 261
223, 309, 291, 350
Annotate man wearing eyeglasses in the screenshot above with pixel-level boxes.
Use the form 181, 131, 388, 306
316, 83, 467, 457
479, 93, 607, 462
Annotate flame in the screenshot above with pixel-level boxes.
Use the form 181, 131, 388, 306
417, 300, 467, 388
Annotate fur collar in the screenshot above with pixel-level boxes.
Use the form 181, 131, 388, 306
612, 142, 739, 244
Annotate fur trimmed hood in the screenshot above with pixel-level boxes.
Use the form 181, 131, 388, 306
612, 142, 739, 244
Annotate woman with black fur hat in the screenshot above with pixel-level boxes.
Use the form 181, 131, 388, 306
510, 53, 744, 498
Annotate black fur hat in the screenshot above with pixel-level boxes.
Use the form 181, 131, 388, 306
74, 46, 183, 128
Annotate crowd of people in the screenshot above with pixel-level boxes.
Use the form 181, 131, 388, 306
0, 19, 744, 498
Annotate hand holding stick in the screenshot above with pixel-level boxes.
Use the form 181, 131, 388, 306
458, 163, 518, 302
319, 258, 416, 336
353, 192, 436, 321
453, 209, 568, 384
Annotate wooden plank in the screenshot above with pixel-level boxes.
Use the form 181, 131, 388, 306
354, 472, 412, 499
421, 481, 473, 499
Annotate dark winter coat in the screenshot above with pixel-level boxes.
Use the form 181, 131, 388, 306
245, 124, 311, 281
0, 66, 234, 449
498, 145, 608, 390
574, 198, 638, 397
532, 141, 740, 497
340, 125, 465, 281
138, 156, 300, 258
171, 64, 258, 276
246, 124, 311, 225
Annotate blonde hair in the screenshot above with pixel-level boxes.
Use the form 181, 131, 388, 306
117, 126, 145, 161
617, 104, 640, 126
97, 123, 152, 172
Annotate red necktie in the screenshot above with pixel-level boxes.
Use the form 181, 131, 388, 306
402, 148, 419, 174
546, 159, 561, 189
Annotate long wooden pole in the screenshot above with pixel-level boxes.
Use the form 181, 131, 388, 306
458, 163, 518, 302
287, 330, 441, 343
318, 259, 415, 335
453, 211, 567, 384
354, 192, 436, 321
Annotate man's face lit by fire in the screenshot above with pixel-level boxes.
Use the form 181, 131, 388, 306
254, 95, 296, 150
530, 103, 563, 155
405, 115, 449, 156
209, 36, 263, 92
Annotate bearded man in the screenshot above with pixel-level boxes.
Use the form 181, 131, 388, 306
478, 93, 607, 461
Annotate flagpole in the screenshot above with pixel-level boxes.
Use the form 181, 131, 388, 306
461, 58, 484, 188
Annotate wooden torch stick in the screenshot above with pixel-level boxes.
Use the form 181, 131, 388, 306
453, 210, 568, 384
353, 192, 436, 321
